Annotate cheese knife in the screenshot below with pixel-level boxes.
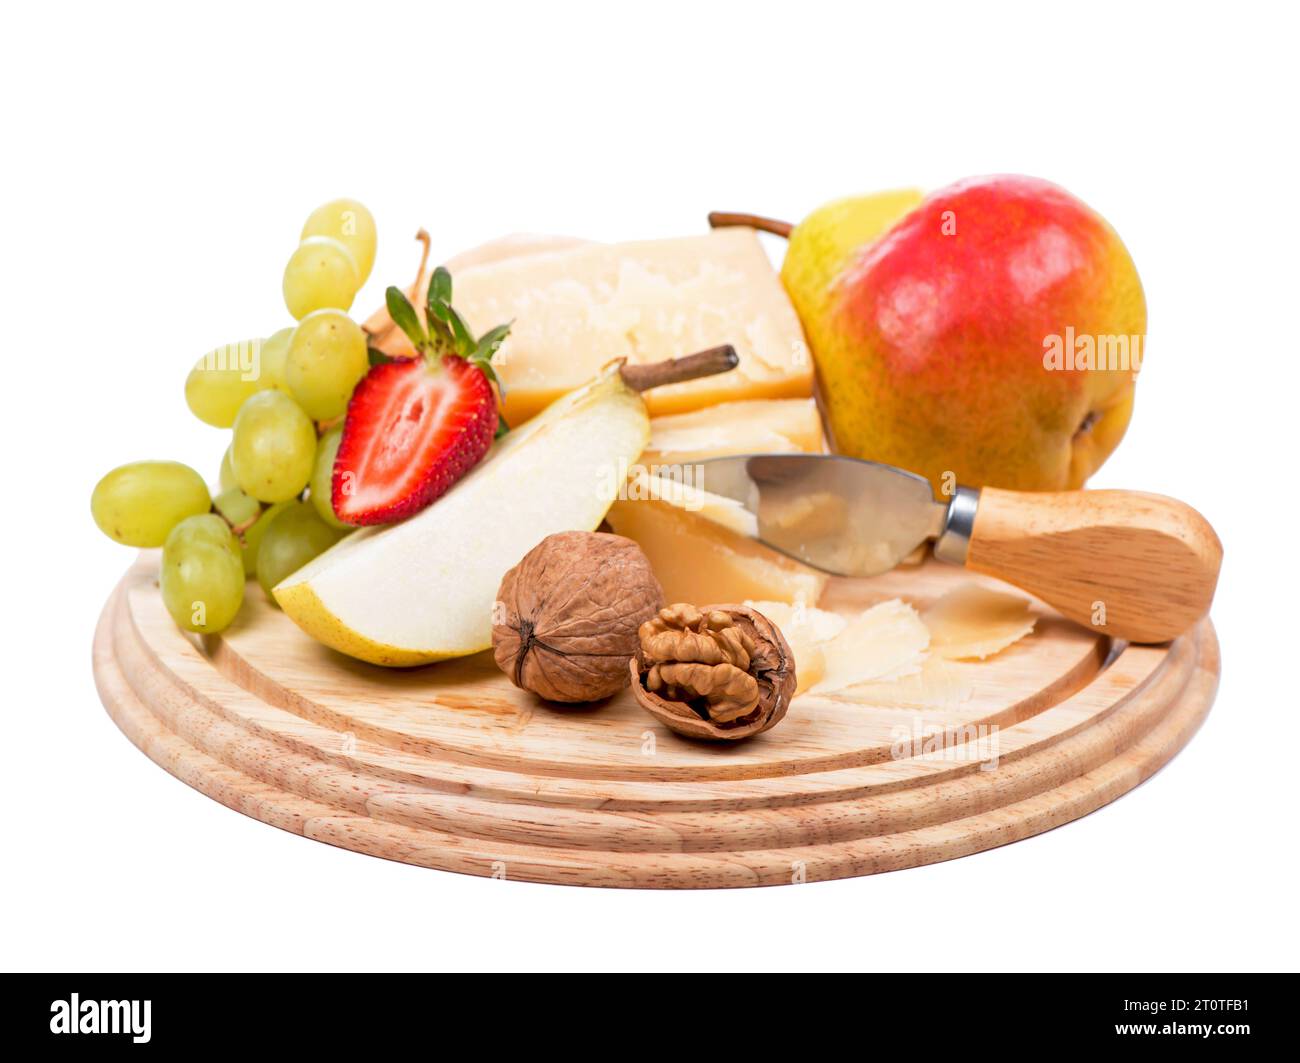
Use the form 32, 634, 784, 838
696, 453, 1222, 643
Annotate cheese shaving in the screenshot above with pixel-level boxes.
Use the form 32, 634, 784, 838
922, 583, 1036, 660
808, 599, 929, 695
740, 585, 1035, 702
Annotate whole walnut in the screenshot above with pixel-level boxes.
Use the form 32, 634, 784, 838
493, 531, 664, 703
630, 603, 795, 741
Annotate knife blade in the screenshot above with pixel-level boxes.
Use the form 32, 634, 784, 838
696, 453, 959, 577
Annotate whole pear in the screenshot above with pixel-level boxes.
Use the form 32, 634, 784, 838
781, 176, 1146, 491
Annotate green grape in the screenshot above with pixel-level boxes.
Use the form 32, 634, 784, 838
300, 198, 377, 285
160, 514, 245, 633
309, 426, 352, 530
286, 310, 370, 420
218, 445, 238, 492
185, 339, 266, 427
230, 390, 317, 503
239, 499, 292, 578
213, 487, 262, 576
259, 327, 295, 392
213, 486, 260, 527
282, 236, 358, 320
91, 461, 211, 547
256, 501, 345, 600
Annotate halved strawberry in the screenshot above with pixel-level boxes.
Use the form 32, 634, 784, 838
332, 268, 510, 525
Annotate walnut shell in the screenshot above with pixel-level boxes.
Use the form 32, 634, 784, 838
630, 603, 795, 741
493, 531, 664, 703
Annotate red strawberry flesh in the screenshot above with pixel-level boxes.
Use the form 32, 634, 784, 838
333, 354, 498, 525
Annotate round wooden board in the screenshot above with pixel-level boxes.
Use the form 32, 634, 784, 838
93, 555, 1219, 888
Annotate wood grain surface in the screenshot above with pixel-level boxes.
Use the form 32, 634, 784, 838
93, 555, 1218, 888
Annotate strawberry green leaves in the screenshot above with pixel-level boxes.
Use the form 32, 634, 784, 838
383, 265, 513, 421
385, 286, 427, 351
429, 265, 452, 307
426, 266, 485, 363
475, 323, 512, 363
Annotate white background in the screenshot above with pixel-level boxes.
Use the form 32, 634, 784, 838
3, 1, 1296, 972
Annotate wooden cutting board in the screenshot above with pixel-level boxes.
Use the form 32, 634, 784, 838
93, 554, 1218, 888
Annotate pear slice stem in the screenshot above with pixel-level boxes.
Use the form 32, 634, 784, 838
363, 229, 432, 346
707, 211, 794, 238
619, 345, 738, 392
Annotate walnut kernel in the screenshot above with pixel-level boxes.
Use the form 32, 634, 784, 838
630, 602, 795, 741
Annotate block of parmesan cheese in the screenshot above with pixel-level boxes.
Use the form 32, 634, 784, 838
444, 229, 813, 425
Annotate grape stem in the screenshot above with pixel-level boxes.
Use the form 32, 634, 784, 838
230, 514, 261, 536
213, 503, 264, 539
707, 211, 794, 238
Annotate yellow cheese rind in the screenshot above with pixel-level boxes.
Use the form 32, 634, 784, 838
451, 229, 813, 425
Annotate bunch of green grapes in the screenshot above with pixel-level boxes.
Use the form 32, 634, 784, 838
91, 199, 378, 635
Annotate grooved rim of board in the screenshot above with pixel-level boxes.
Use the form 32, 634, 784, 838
92, 559, 1219, 888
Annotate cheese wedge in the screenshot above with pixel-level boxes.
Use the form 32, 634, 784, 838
605, 474, 826, 607
442, 229, 812, 425
644, 398, 826, 465
620, 468, 757, 538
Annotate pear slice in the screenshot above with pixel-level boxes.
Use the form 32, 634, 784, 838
274, 364, 650, 666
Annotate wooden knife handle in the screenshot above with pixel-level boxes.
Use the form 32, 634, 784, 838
964, 488, 1222, 643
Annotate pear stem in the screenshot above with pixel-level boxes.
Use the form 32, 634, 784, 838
411, 228, 432, 289
707, 211, 794, 238
620, 345, 739, 392
362, 230, 433, 346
